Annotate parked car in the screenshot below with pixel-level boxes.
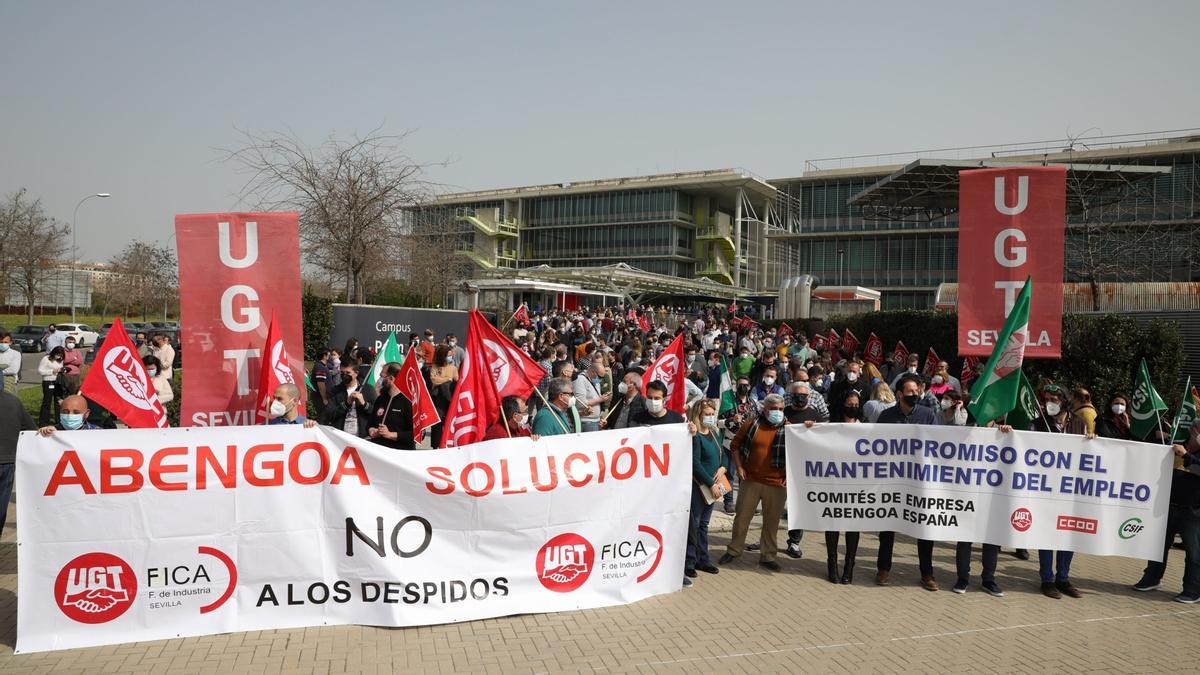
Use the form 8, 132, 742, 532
86, 332, 182, 370
124, 322, 151, 336
151, 321, 179, 331
12, 325, 47, 352
98, 322, 115, 339
57, 323, 99, 347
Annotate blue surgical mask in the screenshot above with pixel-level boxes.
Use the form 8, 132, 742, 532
0, 343, 9, 352
60, 413, 85, 430
148, 368, 158, 377
767, 410, 785, 426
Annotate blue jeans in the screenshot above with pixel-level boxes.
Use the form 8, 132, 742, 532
1039, 549, 1074, 583
0, 462, 13, 536
581, 420, 600, 433
1142, 504, 1200, 595
686, 484, 715, 571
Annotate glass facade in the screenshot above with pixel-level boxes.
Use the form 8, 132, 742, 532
779, 150, 1200, 309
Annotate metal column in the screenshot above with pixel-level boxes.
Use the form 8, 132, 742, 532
733, 188, 742, 287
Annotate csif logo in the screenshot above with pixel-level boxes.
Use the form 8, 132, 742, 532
55, 552, 137, 624
1118, 517, 1145, 540
536, 533, 595, 593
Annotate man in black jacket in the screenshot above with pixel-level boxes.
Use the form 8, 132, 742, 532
1133, 419, 1200, 604
0, 389, 35, 536
323, 357, 377, 438
368, 362, 416, 450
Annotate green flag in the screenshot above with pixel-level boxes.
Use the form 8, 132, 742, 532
366, 332, 403, 387
1130, 358, 1169, 441
717, 354, 735, 416
1170, 378, 1197, 443
304, 372, 315, 393
1003, 369, 1042, 431
968, 276, 1032, 425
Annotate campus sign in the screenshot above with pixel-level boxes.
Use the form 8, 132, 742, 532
329, 304, 471, 355
957, 167, 1065, 358
785, 423, 1171, 559
14, 424, 690, 653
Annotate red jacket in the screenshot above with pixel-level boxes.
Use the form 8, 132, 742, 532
482, 421, 532, 441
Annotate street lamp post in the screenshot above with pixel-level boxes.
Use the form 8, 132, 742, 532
70, 193, 111, 323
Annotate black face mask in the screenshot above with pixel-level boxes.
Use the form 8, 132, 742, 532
903, 394, 920, 408
791, 393, 809, 408
844, 405, 862, 419
736, 384, 750, 396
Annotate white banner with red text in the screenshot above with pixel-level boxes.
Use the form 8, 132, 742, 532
784, 423, 1171, 560
16, 424, 690, 653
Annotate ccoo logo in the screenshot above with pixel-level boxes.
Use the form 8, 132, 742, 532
54, 552, 137, 624
536, 533, 595, 593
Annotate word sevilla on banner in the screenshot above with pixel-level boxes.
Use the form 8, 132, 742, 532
644, 333, 687, 413
396, 347, 440, 442
958, 167, 1065, 358
783, 423, 1170, 560
443, 310, 545, 447
14, 424, 691, 653
254, 311, 295, 424
80, 318, 168, 428
175, 212, 305, 427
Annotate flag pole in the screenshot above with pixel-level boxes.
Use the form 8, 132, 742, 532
532, 387, 571, 434
1168, 376, 1192, 444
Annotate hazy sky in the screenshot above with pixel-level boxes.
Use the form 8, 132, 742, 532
3, 0, 1198, 262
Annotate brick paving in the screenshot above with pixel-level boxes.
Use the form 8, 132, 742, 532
1, 497, 1195, 673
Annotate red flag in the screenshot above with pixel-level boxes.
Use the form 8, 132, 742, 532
512, 303, 530, 328
728, 300, 738, 314
812, 334, 828, 351
841, 329, 860, 354
643, 333, 688, 413
864, 333, 884, 365
80, 317, 169, 428
444, 311, 545, 447
922, 347, 940, 379
777, 322, 794, 338
396, 346, 440, 442
638, 313, 651, 333
961, 355, 981, 385
828, 329, 841, 350
254, 311, 302, 424
626, 308, 637, 321
892, 341, 909, 368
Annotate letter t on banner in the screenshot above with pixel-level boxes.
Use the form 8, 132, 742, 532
176, 213, 305, 427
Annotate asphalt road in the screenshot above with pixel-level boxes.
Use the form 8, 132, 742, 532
9, 348, 93, 391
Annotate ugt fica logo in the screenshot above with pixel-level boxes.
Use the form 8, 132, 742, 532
536, 533, 595, 593
54, 552, 137, 624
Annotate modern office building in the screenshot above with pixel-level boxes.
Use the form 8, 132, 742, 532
413, 129, 1200, 311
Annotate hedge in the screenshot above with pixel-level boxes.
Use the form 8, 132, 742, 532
302, 287, 334, 360
763, 310, 1186, 412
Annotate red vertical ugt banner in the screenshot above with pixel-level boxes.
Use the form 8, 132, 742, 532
175, 213, 305, 426
958, 167, 1065, 358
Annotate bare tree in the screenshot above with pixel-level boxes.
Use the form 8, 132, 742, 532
222, 129, 441, 303
107, 240, 177, 320
1, 189, 70, 322
400, 208, 477, 307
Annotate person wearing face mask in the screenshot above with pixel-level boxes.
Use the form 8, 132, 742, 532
61, 338, 82, 395
936, 360, 962, 394
782, 381, 830, 558
1030, 384, 1087, 599
533, 379, 580, 436
928, 372, 952, 400
428, 345, 459, 448
37, 394, 100, 435
937, 390, 970, 426
633, 381, 685, 426
891, 353, 922, 390
1096, 393, 1134, 440
37, 346, 66, 426
823, 390, 864, 583
267, 383, 318, 428
152, 334, 176, 380
720, 376, 757, 514
323, 357, 375, 438
827, 361, 869, 420
875, 373, 941, 591
719, 394, 790, 572
731, 347, 755, 381
445, 334, 465, 369
750, 366, 785, 403
0, 330, 22, 394
789, 367, 830, 420
685, 345, 709, 380
483, 395, 539, 440
685, 399, 724, 581
367, 363, 415, 448
142, 355, 174, 405
42, 323, 66, 353
705, 350, 723, 398
574, 359, 612, 432
1132, 419, 1200, 604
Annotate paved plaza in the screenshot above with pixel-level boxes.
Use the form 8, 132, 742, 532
1, 499, 1195, 674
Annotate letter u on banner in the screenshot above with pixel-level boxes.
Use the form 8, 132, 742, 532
958, 167, 1065, 358
175, 212, 305, 427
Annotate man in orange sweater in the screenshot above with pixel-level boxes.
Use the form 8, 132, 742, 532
719, 393, 789, 572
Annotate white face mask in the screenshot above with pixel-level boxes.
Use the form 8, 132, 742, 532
1111, 403, 1126, 415
1045, 402, 1062, 417
518, 413, 529, 428
566, 395, 577, 409
646, 398, 664, 413
762, 377, 775, 386
847, 372, 858, 383
931, 375, 944, 385
940, 399, 953, 411
617, 382, 629, 395
702, 414, 717, 427
270, 400, 288, 417
908, 366, 917, 373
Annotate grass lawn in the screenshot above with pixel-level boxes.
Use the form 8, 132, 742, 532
0, 312, 177, 328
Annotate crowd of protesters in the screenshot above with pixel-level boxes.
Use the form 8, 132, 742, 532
284, 303, 1199, 604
